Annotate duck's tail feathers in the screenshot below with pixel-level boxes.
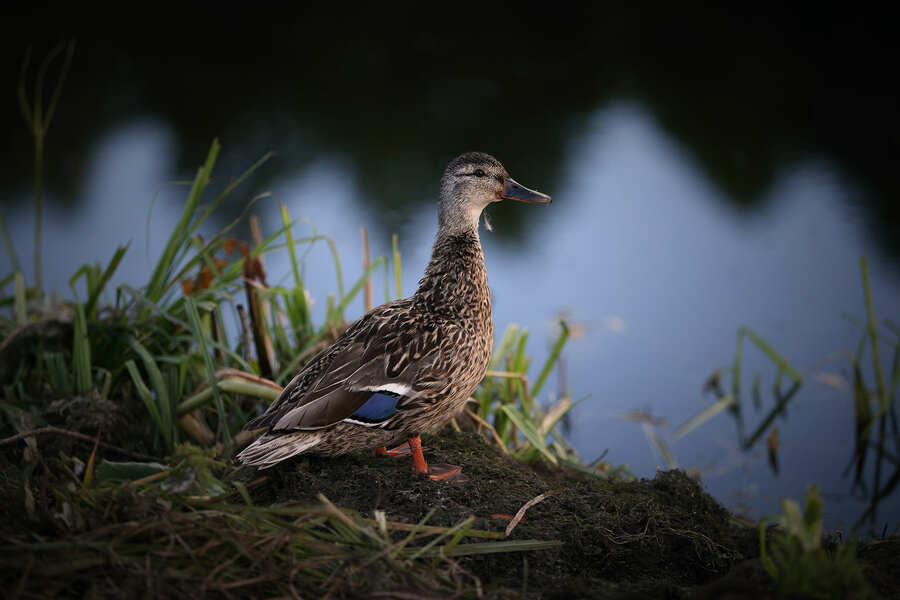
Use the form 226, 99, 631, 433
235, 431, 322, 469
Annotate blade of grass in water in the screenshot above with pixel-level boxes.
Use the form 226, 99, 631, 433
738, 326, 803, 384
743, 382, 801, 449
861, 256, 888, 413
674, 395, 736, 440
642, 422, 676, 469
860, 254, 890, 524
732, 328, 745, 401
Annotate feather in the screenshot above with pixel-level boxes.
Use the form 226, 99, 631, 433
236, 431, 323, 468
344, 392, 400, 425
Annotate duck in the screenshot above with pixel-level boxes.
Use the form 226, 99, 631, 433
236, 152, 551, 480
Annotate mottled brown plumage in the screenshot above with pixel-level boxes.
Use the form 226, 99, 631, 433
236, 152, 550, 476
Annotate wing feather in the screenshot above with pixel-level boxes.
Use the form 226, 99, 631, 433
242, 299, 448, 433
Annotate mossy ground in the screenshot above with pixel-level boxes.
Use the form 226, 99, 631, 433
3, 425, 898, 598
242, 430, 900, 598
243, 430, 760, 598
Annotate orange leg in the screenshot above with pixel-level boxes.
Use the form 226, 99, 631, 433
372, 440, 429, 456
408, 435, 464, 481
408, 435, 429, 474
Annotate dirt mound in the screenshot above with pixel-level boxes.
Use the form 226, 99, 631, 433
246, 431, 760, 598
4, 427, 896, 598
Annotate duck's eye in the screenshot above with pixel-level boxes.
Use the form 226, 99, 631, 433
474, 169, 486, 178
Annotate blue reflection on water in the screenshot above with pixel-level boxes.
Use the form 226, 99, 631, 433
3, 103, 898, 531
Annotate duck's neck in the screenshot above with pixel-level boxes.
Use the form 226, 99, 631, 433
414, 225, 491, 319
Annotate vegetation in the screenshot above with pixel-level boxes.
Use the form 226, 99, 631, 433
0, 138, 623, 596
668, 258, 900, 531
0, 48, 894, 597
760, 487, 871, 599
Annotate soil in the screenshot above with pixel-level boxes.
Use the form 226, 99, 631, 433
3, 425, 897, 598
240, 430, 898, 599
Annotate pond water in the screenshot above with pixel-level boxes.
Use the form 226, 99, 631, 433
2, 12, 898, 532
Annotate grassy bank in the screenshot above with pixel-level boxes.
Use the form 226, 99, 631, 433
2, 140, 897, 598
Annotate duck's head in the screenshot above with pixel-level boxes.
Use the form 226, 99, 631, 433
439, 152, 550, 233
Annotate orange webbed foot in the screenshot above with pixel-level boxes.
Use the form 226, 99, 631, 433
372, 441, 430, 457
426, 463, 466, 482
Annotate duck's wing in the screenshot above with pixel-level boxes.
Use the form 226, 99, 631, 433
242, 300, 447, 432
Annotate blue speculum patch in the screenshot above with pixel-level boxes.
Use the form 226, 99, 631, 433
349, 392, 400, 423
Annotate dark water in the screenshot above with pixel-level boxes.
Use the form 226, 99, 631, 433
2, 8, 899, 531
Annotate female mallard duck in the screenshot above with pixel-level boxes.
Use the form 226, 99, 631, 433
236, 152, 550, 480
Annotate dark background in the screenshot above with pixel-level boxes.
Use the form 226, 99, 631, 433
2, 5, 898, 255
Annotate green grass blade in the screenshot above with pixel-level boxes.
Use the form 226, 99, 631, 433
284, 288, 311, 339
743, 382, 801, 449
642, 423, 676, 469
860, 256, 887, 411
85, 243, 129, 317
539, 396, 577, 437
187, 152, 275, 238
532, 320, 569, 398
164, 194, 273, 296
500, 404, 557, 465
94, 460, 168, 483
68, 263, 96, 303
733, 328, 745, 400
383, 256, 390, 303
125, 359, 164, 438
129, 339, 172, 449
178, 377, 280, 415
45, 352, 72, 394
117, 284, 192, 330
392, 233, 402, 299
740, 326, 803, 384
316, 256, 387, 336
490, 325, 521, 370
416, 539, 562, 557
674, 395, 737, 440
281, 204, 302, 290
407, 515, 475, 562
14, 271, 26, 324
185, 296, 231, 445
434, 517, 476, 566
72, 303, 92, 394
146, 139, 219, 303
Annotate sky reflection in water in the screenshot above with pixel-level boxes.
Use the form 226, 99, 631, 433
3, 102, 899, 531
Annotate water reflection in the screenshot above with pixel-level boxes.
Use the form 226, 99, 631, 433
2, 104, 899, 531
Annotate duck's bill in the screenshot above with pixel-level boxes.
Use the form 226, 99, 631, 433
499, 178, 552, 204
